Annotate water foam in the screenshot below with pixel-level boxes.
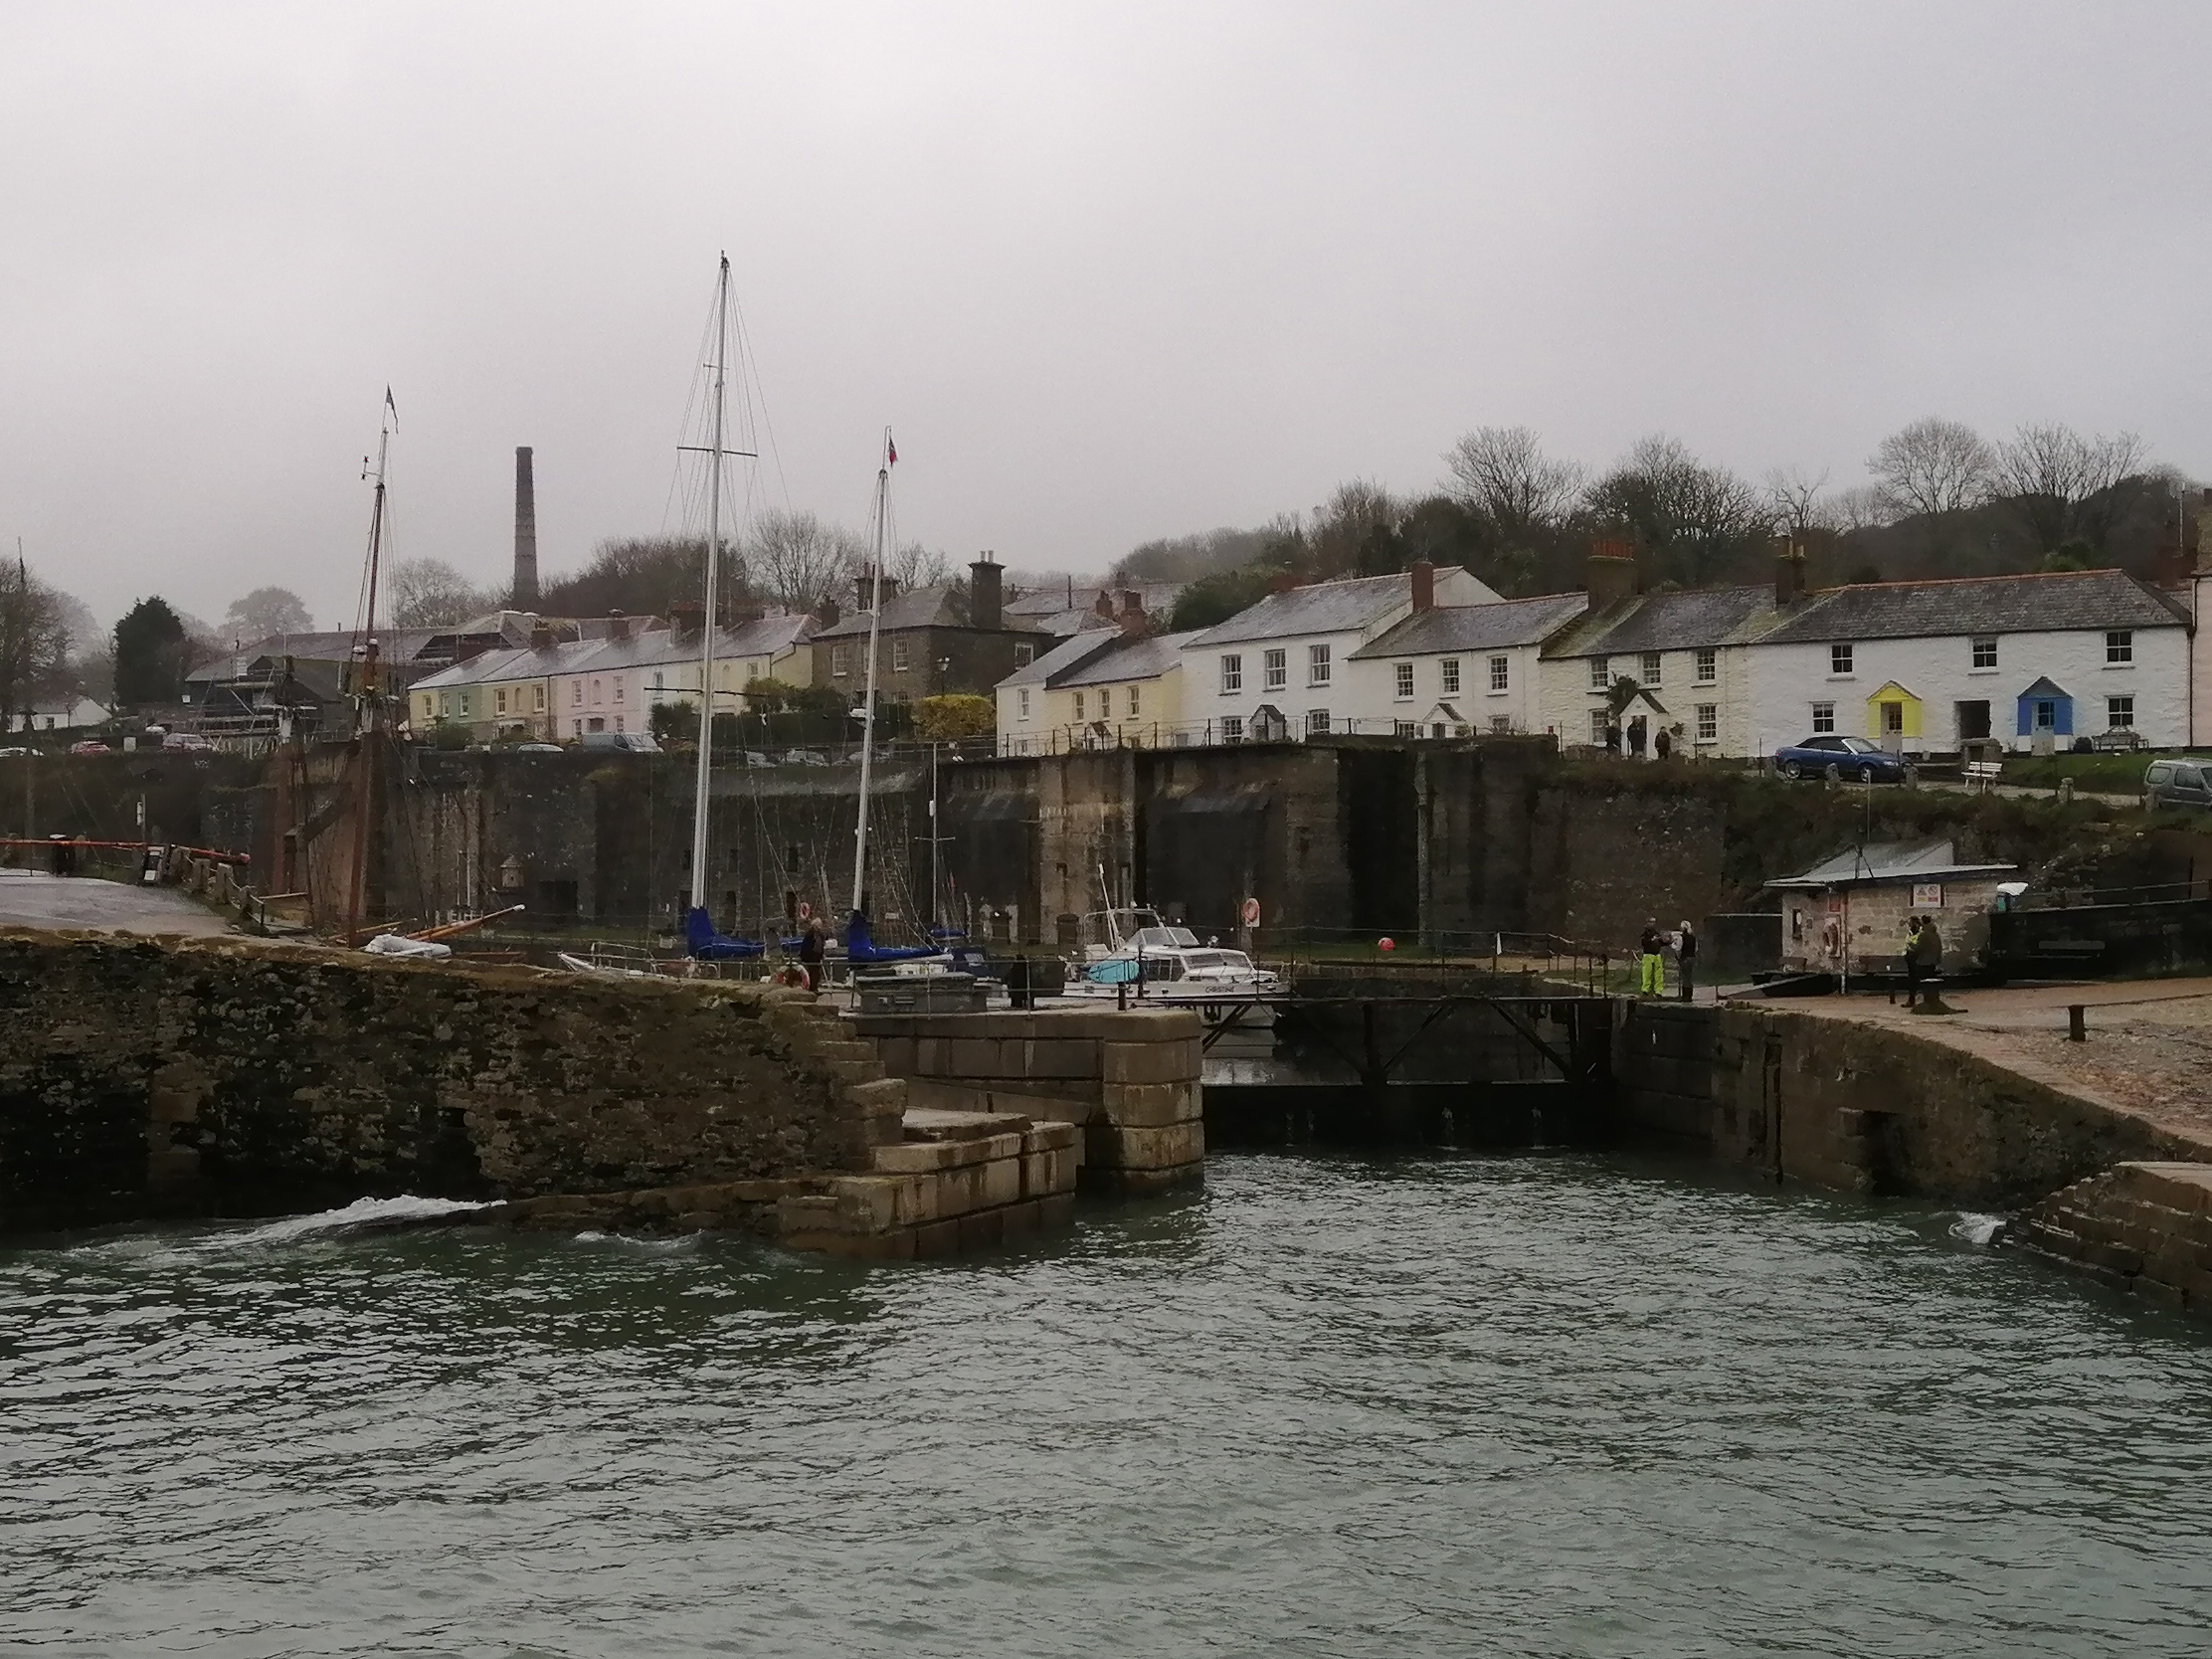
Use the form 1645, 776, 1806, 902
234, 1195, 493, 1243
1949, 1211, 2006, 1246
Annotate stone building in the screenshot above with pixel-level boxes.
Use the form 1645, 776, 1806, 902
1767, 837, 2017, 977
809, 556, 1045, 702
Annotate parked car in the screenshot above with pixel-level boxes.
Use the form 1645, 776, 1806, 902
514, 742, 562, 754
781, 749, 831, 766
67, 739, 109, 756
2142, 759, 2212, 811
161, 731, 215, 751
577, 731, 659, 754
1774, 735, 1906, 783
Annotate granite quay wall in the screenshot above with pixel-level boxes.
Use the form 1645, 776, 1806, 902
853, 1007, 1205, 1195
1617, 1001, 2199, 1205
0, 929, 898, 1234
2007, 1162, 2212, 1312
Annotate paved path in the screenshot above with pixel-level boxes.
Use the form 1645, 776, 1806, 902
0, 871, 236, 937
1743, 978, 2212, 1156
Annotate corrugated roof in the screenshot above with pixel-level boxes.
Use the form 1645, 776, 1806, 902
1761, 568, 2188, 645
1767, 836, 2017, 888
1189, 568, 1482, 647
1351, 592, 1588, 658
1544, 586, 1782, 659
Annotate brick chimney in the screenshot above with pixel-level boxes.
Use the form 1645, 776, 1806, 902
856, 573, 899, 611
1093, 590, 1116, 621
817, 596, 840, 628
1117, 590, 1147, 636
670, 600, 704, 643
1409, 559, 1435, 614
512, 447, 540, 608
1774, 542, 1808, 607
969, 554, 1004, 632
608, 609, 631, 644
1585, 542, 1638, 610
1269, 571, 1302, 596
529, 620, 554, 650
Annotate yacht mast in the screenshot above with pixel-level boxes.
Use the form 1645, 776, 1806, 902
849, 430, 891, 918
687, 255, 730, 912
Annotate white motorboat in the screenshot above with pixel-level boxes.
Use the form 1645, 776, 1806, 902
1063, 908, 1279, 1026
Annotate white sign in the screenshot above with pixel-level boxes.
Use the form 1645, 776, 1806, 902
1241, 897, 1260, 927
1912, 883, 1943, 908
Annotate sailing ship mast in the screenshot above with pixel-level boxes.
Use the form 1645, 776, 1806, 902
686, 256, 731, 921
849, 429, 892, 919
343, 389, 398, 943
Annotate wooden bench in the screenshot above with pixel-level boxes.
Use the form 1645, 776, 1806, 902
1964, 759, 2003, 794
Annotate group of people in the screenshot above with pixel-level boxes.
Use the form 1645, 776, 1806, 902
1601, 716, 1675, 760
1636, 918, 1698, 1000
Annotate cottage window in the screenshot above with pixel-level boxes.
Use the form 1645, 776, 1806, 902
1014, 643, 1033, 667
2108, 695, 2134, 729
1263, 648, 1287, 690
1831, 644, 1854, 675
495, 688, 507, 714
1640, 651, 1662, 685
1393, 720, 1417, 737
1220, 715, 1243, 744
1073, 691, 1085, 721
459, 692, 470, 716
1017, 688, 1031, 720
1694, 647, 1717, 683
1488, 655, 1509, 692
534, 686, 546, 711
1219, 654, 1242, 694
1588, 656, 1608, 690
1696, 704, 1718, 743
591, 678, 603, 703
651, 671, 664, 691
1308, 643, 1331, 686
1811, 701, 1835, 734
2107, 631, 2133, 663
571, 680, 582, 706
1439, 658, 1461, 695
1127, 685, 1140, 717
1393, 662, 1415, 701
1489, 715, 1512, 735
1588, 710, 1608, 743
892, 640, 910, 673
440, 692, 452, 717
614, 715, 624, 734
1971, 636, 1997, 669
613, 678, 624, 704
1305, 708, 1332, 736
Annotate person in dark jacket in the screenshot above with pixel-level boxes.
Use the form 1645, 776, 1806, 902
1675, 919, 1698, 1002
1638, 918, 1667, 996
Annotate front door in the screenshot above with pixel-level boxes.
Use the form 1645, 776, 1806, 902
1955, 699, 1990, 741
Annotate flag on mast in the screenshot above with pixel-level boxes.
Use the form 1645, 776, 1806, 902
886, 432, 897, 467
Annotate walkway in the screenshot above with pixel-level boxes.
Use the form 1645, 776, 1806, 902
0, 871, 236, 938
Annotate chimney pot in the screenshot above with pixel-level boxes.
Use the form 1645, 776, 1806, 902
1117, 590, 1147, 636
608, 610, 631, 643
1409, 559, 1435, 614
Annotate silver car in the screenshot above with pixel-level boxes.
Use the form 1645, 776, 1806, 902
2143, 760, 2212, 811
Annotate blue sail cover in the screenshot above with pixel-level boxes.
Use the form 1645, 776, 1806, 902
843, 909, 939, 964
684, 905, 764, 961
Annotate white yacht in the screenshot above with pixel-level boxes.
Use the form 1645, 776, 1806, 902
1063, 908, 1280, 1025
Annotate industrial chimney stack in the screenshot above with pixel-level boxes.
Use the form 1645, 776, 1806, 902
512, 447, 540, 608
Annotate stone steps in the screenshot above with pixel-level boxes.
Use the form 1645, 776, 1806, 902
2008, 1162, 2212, 1313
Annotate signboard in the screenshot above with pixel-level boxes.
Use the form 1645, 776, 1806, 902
797, 900, 813, 921
1824, 895, 1844, 915
1241, 897, 1261, 927
1912, 883, 1944, 909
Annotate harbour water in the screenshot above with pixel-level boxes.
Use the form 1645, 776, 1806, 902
5, 1153, 2211, 1657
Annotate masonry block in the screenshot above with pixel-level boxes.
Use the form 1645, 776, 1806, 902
1101, 1080, 1200, 1129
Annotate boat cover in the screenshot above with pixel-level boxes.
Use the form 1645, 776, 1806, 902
843, 909, 940, 964
684, 905, 764, 960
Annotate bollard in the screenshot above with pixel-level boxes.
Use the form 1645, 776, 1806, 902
2068, 1004, 2087, 1042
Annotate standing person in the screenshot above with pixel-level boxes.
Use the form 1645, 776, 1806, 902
1627, 714, 1648, 757
1638, 917, 1667, 997
1912, 912, 1943, 1003
1654, 725, 1673, 761
797, 912, 828, 992
1675, 919, 1698, 1002
1604, 719, 1622, 755
1903, 915, 1925, 1006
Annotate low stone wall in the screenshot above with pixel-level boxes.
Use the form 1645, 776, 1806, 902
1617, 1001, 2194, 1204
853, 1007, 1204, 1194
2008, 1162, 2212, 1313
0, 928, 899, 1232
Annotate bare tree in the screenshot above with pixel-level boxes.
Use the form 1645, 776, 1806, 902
1584, 435, 1765, 586
1993, 423, 2152, 555
1831, 484, 1893, 533
390, 558, 497, 628
0, 559, 72, 728
1763, 465, 1833, 537
889, 542, 955, 589
222, 585, 313, 643
748, 509, 862, 612
1867, 418, 1996, 519
1442, 426, 1586, 543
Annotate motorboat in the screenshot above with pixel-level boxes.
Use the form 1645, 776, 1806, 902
1063, 909, 1279, 1026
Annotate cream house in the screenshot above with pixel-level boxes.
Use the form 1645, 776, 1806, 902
997, 629, 1200, 754
410, 643, 569, 740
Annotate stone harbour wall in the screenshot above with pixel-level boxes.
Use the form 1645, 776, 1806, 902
2008, 1162, 2212, 1313
0, 928, 898, 1233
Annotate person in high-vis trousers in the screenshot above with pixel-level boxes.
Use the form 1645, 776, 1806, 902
1638, 918, 1667, 996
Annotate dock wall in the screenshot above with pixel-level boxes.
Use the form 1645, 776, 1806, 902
0, 929, 898, 1233
1617, 1001, 2197, 1205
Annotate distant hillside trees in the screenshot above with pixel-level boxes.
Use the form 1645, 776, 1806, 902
391, 558, 500, 628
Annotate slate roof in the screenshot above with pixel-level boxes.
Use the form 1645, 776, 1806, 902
185, 629, 444, 681
1001, 631, 1118, 688
1189, 568, 1482, 647
1544, 586, 1782, 659
1761, 569, 2188, 645
1351, 592, 1588, 659
1767, 836, 2017, 889
1055, 630, 1205, 688
814, 583, 1043, 642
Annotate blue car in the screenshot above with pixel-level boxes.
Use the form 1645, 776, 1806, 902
1774, 734, 1905, 782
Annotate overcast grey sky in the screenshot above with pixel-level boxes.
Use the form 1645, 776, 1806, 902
3, 1, 2206, 634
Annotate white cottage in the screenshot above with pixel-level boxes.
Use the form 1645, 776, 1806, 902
1347, 592, 1588, 736
1749, 568, 2190, 756
1537, 579, 1789, 756
1179, 563, 1499, 743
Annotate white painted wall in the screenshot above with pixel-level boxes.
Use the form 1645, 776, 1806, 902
1536, 644, 1762, 755
1344, 642, 1549, 734
1746, 626, 2188, 755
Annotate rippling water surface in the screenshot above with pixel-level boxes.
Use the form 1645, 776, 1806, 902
6, 1154, 2212, 1658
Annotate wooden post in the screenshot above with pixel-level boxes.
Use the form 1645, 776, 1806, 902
2068, 1005, 2087, 1042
